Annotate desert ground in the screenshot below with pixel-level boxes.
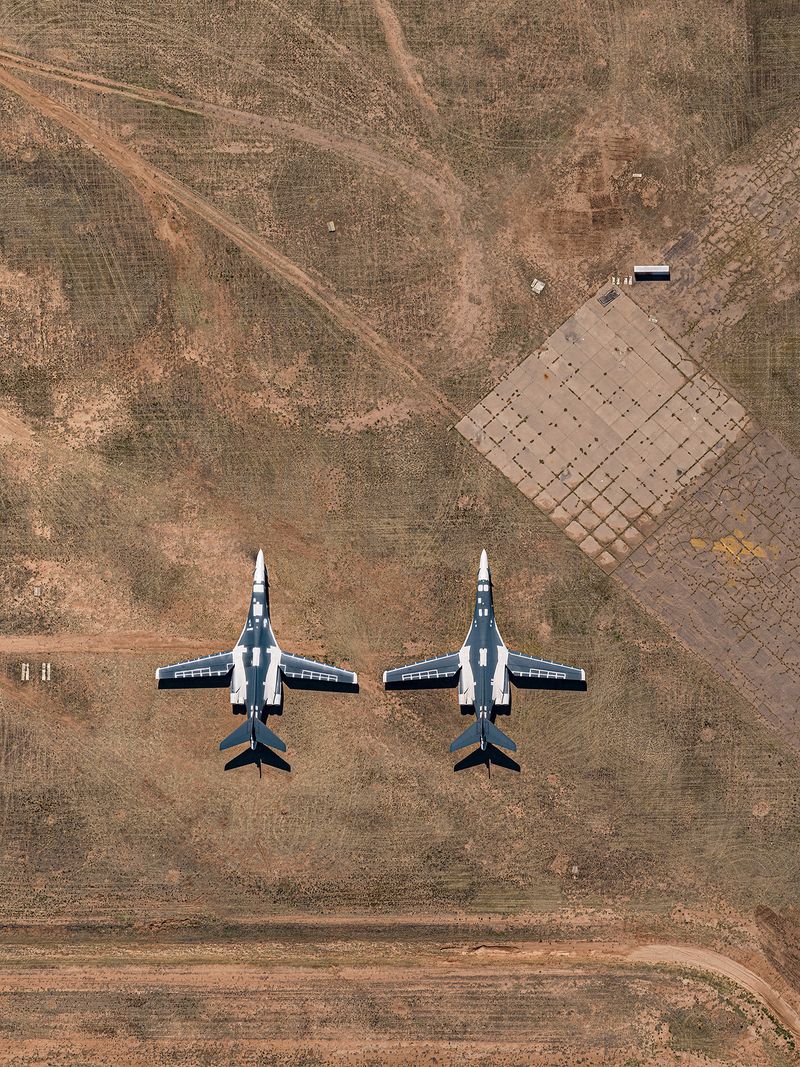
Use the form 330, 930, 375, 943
0, 2, 798, 1064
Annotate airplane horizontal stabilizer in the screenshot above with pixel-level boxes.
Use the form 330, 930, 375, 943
484, 719, 517, 752
454, 743, 520, 773
450, 720, 481, 752
224, 742, 291, 773
254, 718, 286, 752
219, 719, 251, 751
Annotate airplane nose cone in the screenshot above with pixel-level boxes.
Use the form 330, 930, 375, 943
255, 549, 266, 582
478, 549, 489, 580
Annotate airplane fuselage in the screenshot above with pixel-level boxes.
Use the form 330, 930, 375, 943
458, 566, 511, 747
230, 558, 282, 746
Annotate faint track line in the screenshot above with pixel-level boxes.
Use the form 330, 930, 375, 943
629, 944, 800, 1042
0, 926, 794, 1044
0, 406, 33, 445
259, 0, 354, 60
371, 0, 438, 115
0, 632, 215, 655
0, 48, 459, 225
0, 63, 461, 421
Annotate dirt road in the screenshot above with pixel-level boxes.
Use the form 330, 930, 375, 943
0, 632, 208, 656
371, 0, 439, 115
630, 943, 800, 1041
0, 929, 796, 1058
0, 63, 462, 421
0, 48, 459, 223
0, 919, 796, 1041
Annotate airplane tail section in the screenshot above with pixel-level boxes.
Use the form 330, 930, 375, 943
219, 719, 251, 751
450, 721, 481, 752
483, 719, 517, 752
219, 717, 286, 752
449, 718, 517, 753
254, 718, 286, 752
454, 743, 520, 773
224, 743, 291, 773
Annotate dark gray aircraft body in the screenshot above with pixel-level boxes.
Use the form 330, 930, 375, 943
156, 551, 358, 770
384, 551, 586, 769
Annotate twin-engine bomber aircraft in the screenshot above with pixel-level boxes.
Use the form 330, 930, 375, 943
383, 551, 586, 771
156, 550, 358, 771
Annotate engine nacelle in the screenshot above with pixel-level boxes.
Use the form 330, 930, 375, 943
264, 646, 282, 706
230, 645, 247, 704
458, 645, 475, 705
492, 645, 510, 705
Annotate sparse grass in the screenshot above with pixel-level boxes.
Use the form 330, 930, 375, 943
0, 2, 798, 1060
708, 291, 800, 453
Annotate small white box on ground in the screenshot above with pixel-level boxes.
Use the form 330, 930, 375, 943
634, 264, 670, 282
530, 278, 545, 295
327, 220, 336, 233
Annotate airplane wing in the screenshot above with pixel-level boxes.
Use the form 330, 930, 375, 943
383, 652, 461, 690
156, 651, 233, 689
506, 651, 587, 691
279, 653, 358, 692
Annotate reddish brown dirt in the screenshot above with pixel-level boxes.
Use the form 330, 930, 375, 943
0, 408, 32, 446
629, 944, 800, 1040
0, 48, 459, 221
371, 0, 439, 115
0, 632, 205, 654
0, 63, 461, 421
0, 930, 796, 1065
0, 5, 798, 1063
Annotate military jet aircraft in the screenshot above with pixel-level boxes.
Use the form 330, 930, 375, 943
156, 550, 358, 771
383, 550, 586, 770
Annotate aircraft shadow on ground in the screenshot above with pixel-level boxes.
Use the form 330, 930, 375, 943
514, 678, 587, 692
157, 675, 231, 690
385, 676, 459, 691
282, 677, 359, 693
453, 743, 520, 773
224, 742, 292, 774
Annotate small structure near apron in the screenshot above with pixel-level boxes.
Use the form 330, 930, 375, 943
634, 264, 670, 282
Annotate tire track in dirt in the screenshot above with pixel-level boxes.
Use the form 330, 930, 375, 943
0, 49, 458, 225
0, 51, 491, 383
0, 407, 32, 445
0, 63, 461, 421
371, 0, 438, 115
0, 633, 212, 655
0, 930, 795, 1044
460, 940, 800, 1042
629, 943, 800, 1042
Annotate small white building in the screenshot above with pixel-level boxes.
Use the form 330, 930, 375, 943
634, 264, 670, 282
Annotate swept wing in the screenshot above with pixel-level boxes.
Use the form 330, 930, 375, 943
279, 652, 358, 692
383, 652, 461, 690
156, 651, 233, 689
506, 651, 586, 691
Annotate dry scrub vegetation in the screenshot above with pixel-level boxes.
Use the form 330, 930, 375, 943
0, 1, 798, 1063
